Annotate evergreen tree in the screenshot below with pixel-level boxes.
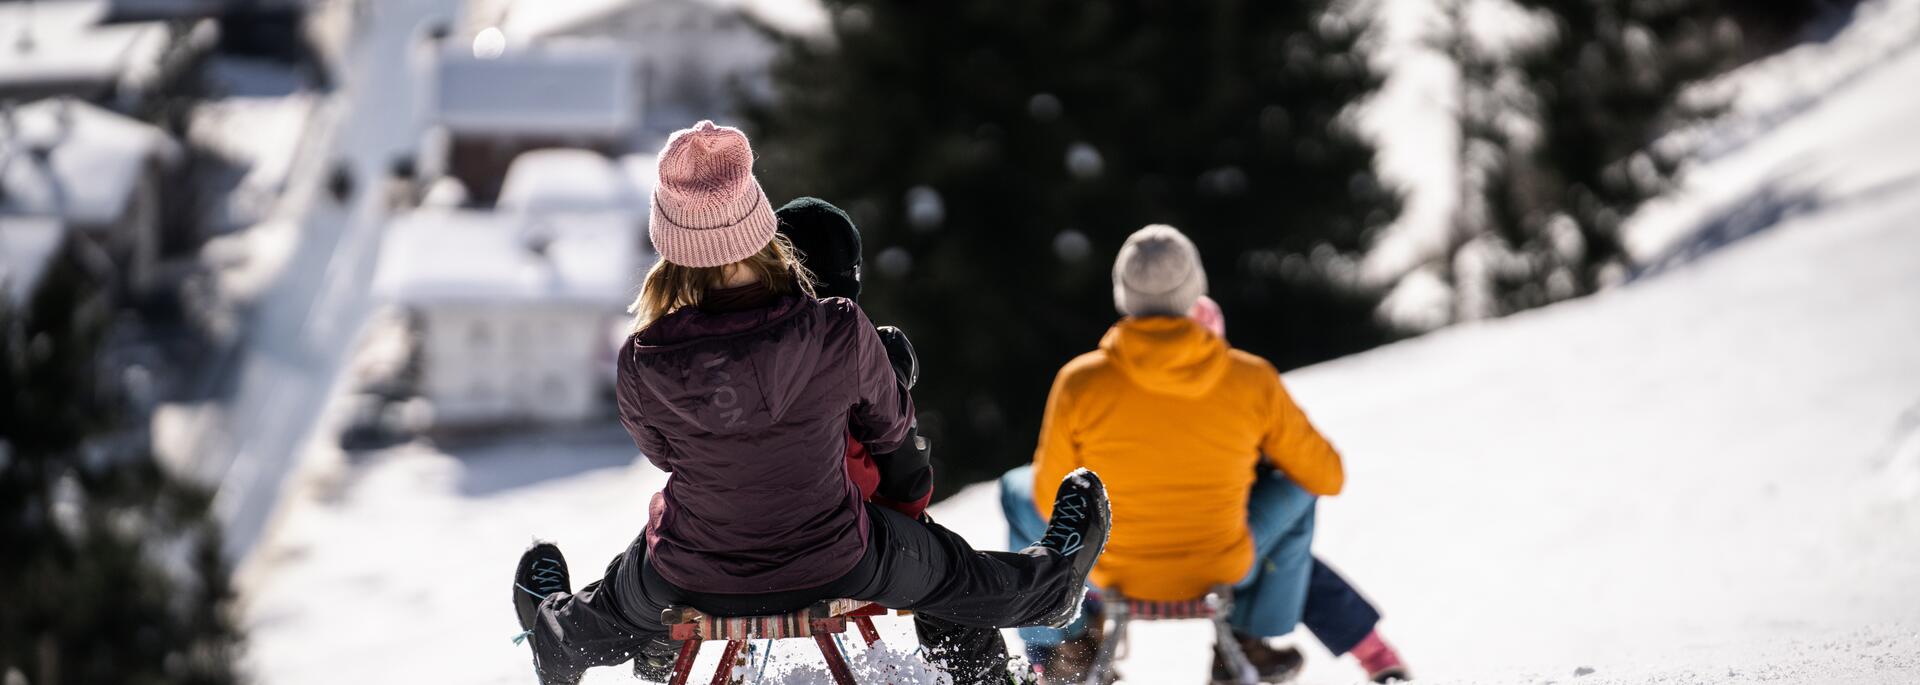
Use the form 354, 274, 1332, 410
1447, 0, 1743, 314
744, 0, 1400, 488
0, 240, 241, 685
1719, 0, 1857, 55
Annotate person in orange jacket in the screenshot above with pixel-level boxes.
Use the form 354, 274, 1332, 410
1184, 294, 1408, 683
1000, 224, 1406, 683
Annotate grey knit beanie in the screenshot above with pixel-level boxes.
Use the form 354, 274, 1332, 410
1113, 224, 1207, 318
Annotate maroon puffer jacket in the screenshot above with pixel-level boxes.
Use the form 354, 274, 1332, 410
615, 290, 913, 594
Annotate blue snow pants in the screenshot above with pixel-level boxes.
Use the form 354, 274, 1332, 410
1000, 465, 1377, 652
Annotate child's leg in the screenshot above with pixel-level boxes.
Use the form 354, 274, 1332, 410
1230, 470, 1318, 638
1301, 557, 1382, 655
999, 465, 1050, 548
528, 546, 651, 685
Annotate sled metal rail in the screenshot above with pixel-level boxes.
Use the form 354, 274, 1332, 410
1087, 586, 1258, 685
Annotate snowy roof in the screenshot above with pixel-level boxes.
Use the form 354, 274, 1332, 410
0, 1, 173, 100
496, 148, 647, 214
429, 50, 639, 138
493, 0, 828, 42
0, 217, 69, 307
372, 208, 648, 307
0, 97, 183, 226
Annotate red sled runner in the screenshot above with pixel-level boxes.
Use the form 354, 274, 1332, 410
660, 598, 904, 685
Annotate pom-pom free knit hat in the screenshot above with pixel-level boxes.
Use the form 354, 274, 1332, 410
649, 120, 777, 267
776, 197, 862, 301
1113, 224, 1208, 318
1188, 295, 1226, 338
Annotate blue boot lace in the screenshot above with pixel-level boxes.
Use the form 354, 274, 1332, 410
1037, 492, 1090, 556
516, 556, 568, 600
511, 555, 567, 645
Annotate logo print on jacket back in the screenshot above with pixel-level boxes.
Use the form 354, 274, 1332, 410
701, 356, 746, 429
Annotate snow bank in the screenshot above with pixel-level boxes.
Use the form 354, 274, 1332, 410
1625, 0, 1920, 266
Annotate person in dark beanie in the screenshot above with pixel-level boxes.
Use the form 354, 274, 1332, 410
778, 196, 927, 514
777, 197, 863, 301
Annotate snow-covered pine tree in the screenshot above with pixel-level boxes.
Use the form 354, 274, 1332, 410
0, 241, 241, 685
1443, 0, 1744, 315
744, 0, 1400, 488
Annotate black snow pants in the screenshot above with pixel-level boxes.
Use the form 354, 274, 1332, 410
529, 502, 1075, 685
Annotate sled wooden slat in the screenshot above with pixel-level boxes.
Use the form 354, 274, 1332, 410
1118, 595, 1217, 620
664, 597, 885, 641
662, 599, 905, 685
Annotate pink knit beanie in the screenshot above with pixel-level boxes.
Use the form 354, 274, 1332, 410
1188, 295, 1226, 338
649, 120, 777, 267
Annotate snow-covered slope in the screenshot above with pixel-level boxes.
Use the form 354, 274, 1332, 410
242, 4, 1920, 683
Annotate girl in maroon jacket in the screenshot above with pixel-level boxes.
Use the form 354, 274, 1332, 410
510, 121, 1110, 685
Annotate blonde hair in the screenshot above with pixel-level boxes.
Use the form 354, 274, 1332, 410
628, 233, 816, 333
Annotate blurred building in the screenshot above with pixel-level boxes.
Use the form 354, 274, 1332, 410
0, 98, 183, 297
0, 0, 191, 107
371, 149, 652, 430
487, 0, 782, 136
411, 0, 807, 208
423, 47, 641, 205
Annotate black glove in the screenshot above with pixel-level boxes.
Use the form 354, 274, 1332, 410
874, 423, 934, 504
876, 325, 918, 391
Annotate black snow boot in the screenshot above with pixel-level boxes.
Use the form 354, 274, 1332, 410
631, 633, 681, 682
1024, 468, 1111, 629
916, 614, 1021, 685
513, 541, 571, 632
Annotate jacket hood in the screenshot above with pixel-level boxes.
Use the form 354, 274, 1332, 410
627, 295, 823, 435
1098, 316, 1231, 398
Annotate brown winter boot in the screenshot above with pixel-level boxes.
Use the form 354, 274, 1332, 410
1211, 631, 1304, 684
1032, 600, 1107, 684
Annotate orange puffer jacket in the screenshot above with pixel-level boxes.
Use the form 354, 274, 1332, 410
1031, 316, 1344, 601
